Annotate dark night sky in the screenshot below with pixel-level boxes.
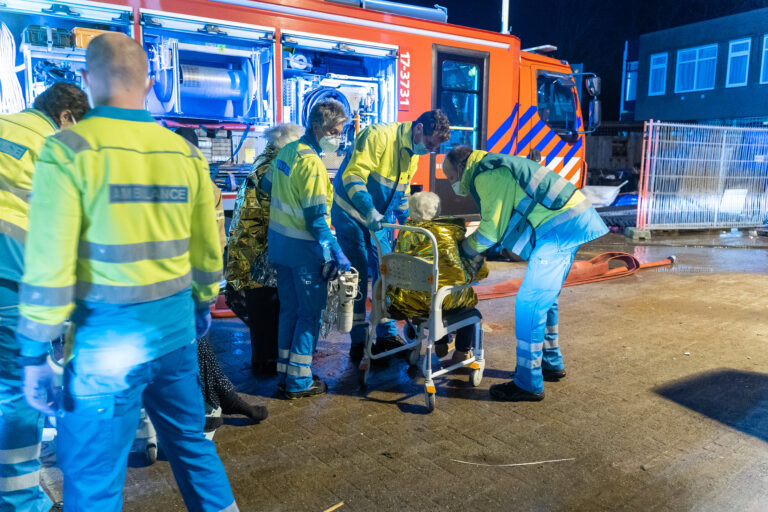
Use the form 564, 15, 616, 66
391, 0, 768, 120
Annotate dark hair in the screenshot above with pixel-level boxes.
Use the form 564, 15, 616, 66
415, 110, 451, 141
527, 148, 542, 163
174, 127, 199, 147
444, 145, 473, 177
33, 82, 89, 127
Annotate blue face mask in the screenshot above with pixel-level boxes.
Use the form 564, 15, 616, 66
413, 141, 430, 155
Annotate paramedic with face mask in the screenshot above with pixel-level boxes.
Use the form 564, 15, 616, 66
262, 100, 350, 399
443, 146, 608, 403
0, 82, 88, 512
16, 33, 238, 511
330, 110, 451, 361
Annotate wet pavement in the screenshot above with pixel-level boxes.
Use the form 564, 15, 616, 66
41, 230, 768, 511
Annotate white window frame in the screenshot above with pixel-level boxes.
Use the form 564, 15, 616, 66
761, 35, 768, 84
648, 52, 667, 96
726, 38, 751, 88
625, 60, 638, 101
675, 43, 718, 93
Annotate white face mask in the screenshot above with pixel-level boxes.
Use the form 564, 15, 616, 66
452, 181, 467, 197
319, 135, 342, 154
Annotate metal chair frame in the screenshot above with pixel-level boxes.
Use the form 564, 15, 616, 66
360, 223, 484, 411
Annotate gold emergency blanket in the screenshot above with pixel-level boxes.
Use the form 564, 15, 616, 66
386, 217, 488, 318
224, 145, 278, 291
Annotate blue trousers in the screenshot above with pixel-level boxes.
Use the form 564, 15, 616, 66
330, 206, 397, 345
59, 342, 237, 512
513, 239, 577, 394
275, 263, 327, 393
0, 280, 52, 512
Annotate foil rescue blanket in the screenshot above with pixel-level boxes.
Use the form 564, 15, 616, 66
224, 146, 278, 291
386, 217, 488, 318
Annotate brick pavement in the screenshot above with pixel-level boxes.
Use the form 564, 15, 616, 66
41, 233, 768, 511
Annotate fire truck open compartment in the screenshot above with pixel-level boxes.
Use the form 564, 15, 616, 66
0, 0, 132, 109
141, 10, 275, 125
280, 31, 398, 171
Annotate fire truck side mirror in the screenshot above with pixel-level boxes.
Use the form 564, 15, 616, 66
588, 99, 602, 131
585, 76, 601, 96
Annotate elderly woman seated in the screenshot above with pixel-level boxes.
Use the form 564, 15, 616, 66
386, 192, 488, 365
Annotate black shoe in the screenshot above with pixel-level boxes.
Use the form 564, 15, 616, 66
490, 381, 544, 402
204, 415, 224, 432
542, 368, 566, 381
285, 378, 328, 400
349, 344, 365, 363
49, 502, 64, 512
434, 335, 452, 358
372, 335, 407, 355
221, 390, 268, 422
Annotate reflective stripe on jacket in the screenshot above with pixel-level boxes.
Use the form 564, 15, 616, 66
332, 122, 417, 223
0, 109, 57, 282
18, 106, 222, 357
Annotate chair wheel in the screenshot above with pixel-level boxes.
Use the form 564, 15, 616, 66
407, 347, 420, 366
425, 392, 436, 412
469, 368, 483, 387
145, 443, 157, 464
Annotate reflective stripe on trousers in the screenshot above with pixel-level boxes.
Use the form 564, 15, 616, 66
513, 238, 577, 394
275, 263, 327, 393
0, 281, 53, 512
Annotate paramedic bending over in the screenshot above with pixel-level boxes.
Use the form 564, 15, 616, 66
442, 146, 608, 402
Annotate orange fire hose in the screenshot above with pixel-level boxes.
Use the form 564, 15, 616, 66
473, 252, 675, 301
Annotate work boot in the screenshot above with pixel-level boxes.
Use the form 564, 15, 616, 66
450, 349, 473, 366
221, 390, 268, 423
434, 335, 453, 358
489, 381, 544, 402
542, 367, 566, 381
349, 344, 365, 363
286, 377, 328, 400
372, 335, 407, 355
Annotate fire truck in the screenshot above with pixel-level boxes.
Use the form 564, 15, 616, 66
0, 0, 601, 217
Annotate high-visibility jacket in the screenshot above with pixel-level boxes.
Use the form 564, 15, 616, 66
332, 122, 417, 224
18, 106, 222, 362
460, 150, 607, 260
264, 134, 338, 267
0, 109, 58, 283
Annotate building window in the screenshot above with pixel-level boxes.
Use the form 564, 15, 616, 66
675, 44, 717, 93
726, 38, 751, 88
761, 35, 768, 84
625, 60, 637, 101
648, 53, 667, 96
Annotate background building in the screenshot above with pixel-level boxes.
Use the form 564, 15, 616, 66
622, 7, 768, 126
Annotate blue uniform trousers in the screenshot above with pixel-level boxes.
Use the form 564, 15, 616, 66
0, 280, 52, 512
58, 342, 237, 512
330, 205, 397, 346
513, 238, 577, 394
275, 263, 327, 393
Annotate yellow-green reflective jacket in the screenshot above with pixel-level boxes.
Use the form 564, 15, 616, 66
461, 150, 595, 260
0, 109, 57, 282
332, 122, 417, 223
264, 135, 338, 267
18, 106, 222, 362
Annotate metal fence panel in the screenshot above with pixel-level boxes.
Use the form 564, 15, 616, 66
637, 120, 768, 230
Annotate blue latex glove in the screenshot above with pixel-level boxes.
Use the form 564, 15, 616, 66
365, 209, 385, 232
195, 307, 212, 339
23, 360, 61, 416
332, 246, 351, 272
